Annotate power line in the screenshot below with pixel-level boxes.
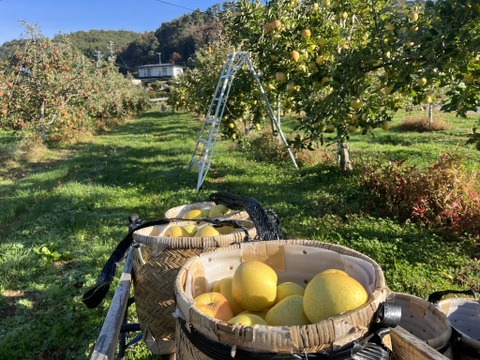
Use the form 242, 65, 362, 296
153, 0, 195, 11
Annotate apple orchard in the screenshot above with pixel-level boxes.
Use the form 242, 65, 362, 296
0, 24, 150, 144
171, 0, 480, 170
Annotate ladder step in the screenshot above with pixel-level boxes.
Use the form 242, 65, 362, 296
190, 158, 201, 169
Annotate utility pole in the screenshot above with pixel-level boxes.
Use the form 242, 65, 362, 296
95, 50, 102, 68
157, 52, 162, 64
108, 41, 114, 61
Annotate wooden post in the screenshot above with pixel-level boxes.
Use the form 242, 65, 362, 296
91, 250, 134, 360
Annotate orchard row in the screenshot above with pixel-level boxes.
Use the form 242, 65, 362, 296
0, 24, 151, 144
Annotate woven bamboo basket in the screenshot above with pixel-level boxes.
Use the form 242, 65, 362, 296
174, 239, 390, 359
164, 201, 249, 220
132, 219, 257, 355
386, 292, 453, 359
437, 297, 480, 360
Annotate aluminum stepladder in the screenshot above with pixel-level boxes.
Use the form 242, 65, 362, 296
188, 51, 298, 192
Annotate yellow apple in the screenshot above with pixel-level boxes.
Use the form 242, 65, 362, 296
227, 313, 268, 326
217, 226, 235, 235
213, 277, 244, 315
239, 309, 269, 320
316, 55, 326, 65
286, 82, 297, 92
350, 98, 363, 110
303, 269, 368, 323
276, 282, 305, 302
164, 225, 190, 237
317, 37, 326, 48
422, 96, 432, 104
290, 50, 300, 62
385, 23, 395, 31
194, 292, 233, 322
265, 294, 310, 326
182, 224, 197, 236
208, 204, 229, 218
195, 225, 220, 237
409, 11, 419, 21
417, 77, 427, 87
301, 29, 311, 38
182, 209, 204, 219
271, 20, 282, 31
276, 72, 287, 82
264, 22, 273, 34
232, 260, 278, 311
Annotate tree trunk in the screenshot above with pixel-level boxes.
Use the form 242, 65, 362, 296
337, 141, 353, 171
428, 103, 433, 129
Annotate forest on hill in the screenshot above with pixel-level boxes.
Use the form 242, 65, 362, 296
0, 2, 232, 74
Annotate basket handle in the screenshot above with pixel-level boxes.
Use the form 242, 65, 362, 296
81, 216, 171, 308
209, 192, 284, 240
427, 289, 477, 304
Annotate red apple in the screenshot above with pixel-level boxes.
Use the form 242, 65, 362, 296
194, 292, 234, 322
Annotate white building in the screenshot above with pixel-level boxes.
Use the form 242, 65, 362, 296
137, 63, 184, 86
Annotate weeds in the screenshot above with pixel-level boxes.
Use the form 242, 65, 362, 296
360, 153, 480, 241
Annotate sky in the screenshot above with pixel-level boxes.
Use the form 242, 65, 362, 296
0, 0, 223, 45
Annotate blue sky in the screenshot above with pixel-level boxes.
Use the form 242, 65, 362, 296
0, 0, 223, 45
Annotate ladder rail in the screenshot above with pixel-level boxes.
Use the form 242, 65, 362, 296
189, 51, 298, 192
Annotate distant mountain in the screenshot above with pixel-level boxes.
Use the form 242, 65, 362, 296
0, 29, 143, 63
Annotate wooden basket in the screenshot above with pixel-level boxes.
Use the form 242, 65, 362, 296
132, 219, 257, 355
164, 201, 249, 220
386, 292, 453, 359
437, 297, 480, 360
174, 239, 390, 358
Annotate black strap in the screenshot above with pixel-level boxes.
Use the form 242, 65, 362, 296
82, 215, 259, 309
81, 217, 171, 308
177, 302, 400, 360
427, 289, 476, 304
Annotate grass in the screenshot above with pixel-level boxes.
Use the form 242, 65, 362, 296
0, 109, 479, 359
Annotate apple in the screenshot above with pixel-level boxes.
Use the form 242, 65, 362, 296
232, 260, 278, 311
350, 99, 363, 110
271, 20, 282, 31
409, 12, 419, 21
265, 295, 310, 326
164, 225, 190, 237
301, 29, 311, 38
239, 309, 269, 320
422, 96, 432, 104
194, 292, 233, 322
213, 277, 244, 315
385, 23, 395, 31
228, 313, 267, 326
208, 204, 229, 218
182, 209, 204, 219
264, 22, 273, 33
303, 269, 368, 323
182, 224, 197, 236
316, 55, 326, 65
417, 77, 427, 87
290, 50, 300, 62
276, 282, 305, 302
286, 82, 297, 92
217, 226, 235, 235
317, 38, 326, 48
276, 72, 287, 82
195, 225, 220, 237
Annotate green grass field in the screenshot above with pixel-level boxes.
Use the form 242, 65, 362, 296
0, 109, 478, 359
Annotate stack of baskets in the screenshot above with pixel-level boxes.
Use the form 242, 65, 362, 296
132, 201, 252, 355
436, 293, 480, 360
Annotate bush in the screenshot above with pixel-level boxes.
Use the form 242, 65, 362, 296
397, 113, 449, 132
360, 153, 480, 241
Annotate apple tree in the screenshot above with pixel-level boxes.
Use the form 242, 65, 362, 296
168, 23, 268, 142
229, 0, 480, 170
